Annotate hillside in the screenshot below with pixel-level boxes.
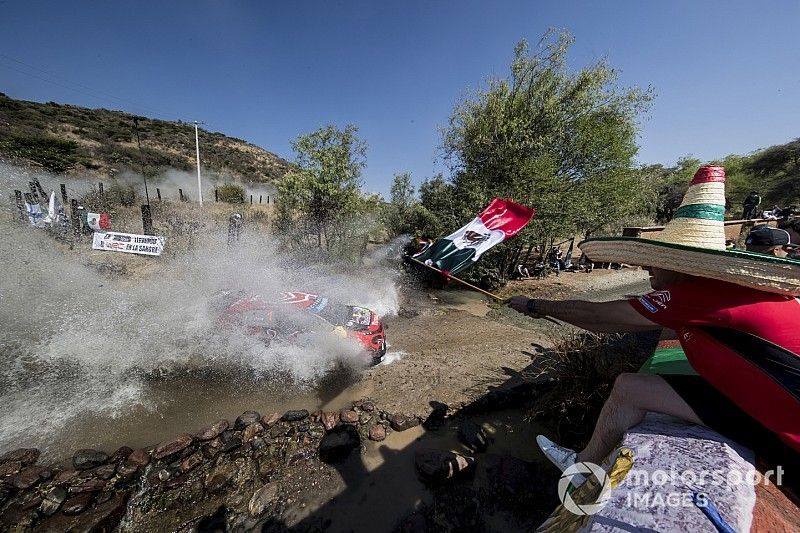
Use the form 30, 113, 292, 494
0, 93, 292, 182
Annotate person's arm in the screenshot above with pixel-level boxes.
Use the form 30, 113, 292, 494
507, 296, 660, 333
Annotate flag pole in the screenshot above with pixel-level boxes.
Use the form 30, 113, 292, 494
405, 255, 562, 325
406, 255, 504, 300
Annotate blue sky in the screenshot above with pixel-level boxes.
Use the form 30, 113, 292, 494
1, 1, 798, 194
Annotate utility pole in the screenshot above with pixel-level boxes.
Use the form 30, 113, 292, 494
132, 117, 151, 205
194, 121, 203, 206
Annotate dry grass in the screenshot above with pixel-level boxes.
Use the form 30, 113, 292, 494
527, 330, 658, 450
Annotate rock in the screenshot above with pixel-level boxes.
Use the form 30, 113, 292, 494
181, 451, 204, 473
222, 436, 243, 453
108, 446, 133, 464
243, 423, 264, 442
203, 437, 223, 459
12, 465, 52, 489
308, 426, 325, 439
359, 413, 373, 426
458, 419, 489, 453
269, 425, 287, 439
68, 478, 107, 494
45, 492, 128, 531
390, 414, 419, 432
72, 449, 109, 470
153, 434, 193, 460
235, 410, 261, 430
414, 449, 475, 485
95, 491, 113, 505
90, 463, 117, 480
157, 469, 171, 482
39, 486, 67, 516
318, 425, 360, 463
281, 409, 309, 422
115, 461, 139, 483
205, 473, 230, 494
0, 448, 40, 467
248, 483, 279, 517
297, 422, 310, 433
126, 448, 150, 467
62, 492, 94, 515
321, 411, 337, 431
360, 401, 375, 412
339, 409, 359, 424
0, 460, 22, 477
194, 419, 230, 441
261, 412, 281, 427
52, 469, 79, 485
368, 425, 386, 442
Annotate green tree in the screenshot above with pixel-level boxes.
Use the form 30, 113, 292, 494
426, 30, 654, 280
383, 172, 439, 238
275, 124, 372, 260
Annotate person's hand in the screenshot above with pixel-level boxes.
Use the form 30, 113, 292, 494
507, 296, 544, 318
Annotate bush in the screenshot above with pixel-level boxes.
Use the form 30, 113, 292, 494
0, 133, 79, 172
217, 183, 246, 204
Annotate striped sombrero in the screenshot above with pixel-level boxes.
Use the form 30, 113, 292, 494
579, 165, 800, 295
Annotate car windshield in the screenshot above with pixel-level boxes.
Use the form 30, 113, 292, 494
314, 301, 354, 326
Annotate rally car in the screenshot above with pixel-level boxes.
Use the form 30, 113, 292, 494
216, 290, 387, 364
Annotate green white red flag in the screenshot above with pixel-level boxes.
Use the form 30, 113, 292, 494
414, 198, 535, 275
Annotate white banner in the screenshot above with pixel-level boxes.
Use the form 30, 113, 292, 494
92, 231, 165, 256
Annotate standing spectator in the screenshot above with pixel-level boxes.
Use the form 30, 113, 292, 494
742, 191, 761, 220
745, 224, 793, 257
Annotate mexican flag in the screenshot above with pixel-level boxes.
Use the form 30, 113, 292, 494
414, 198, 535, 275
87, 212, 111, 231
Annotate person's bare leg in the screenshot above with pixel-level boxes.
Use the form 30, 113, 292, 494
576, 373, 704, 464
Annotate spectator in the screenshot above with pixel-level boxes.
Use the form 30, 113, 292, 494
517, 264, 530, 279
745, 224, 793, 257
742, 191, 761, 220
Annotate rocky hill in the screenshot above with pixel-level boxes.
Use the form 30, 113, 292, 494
0, 93, 292, 182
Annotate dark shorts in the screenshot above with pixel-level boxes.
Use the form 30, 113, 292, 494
662, 374, 799, 485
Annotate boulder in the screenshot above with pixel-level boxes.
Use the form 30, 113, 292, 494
205, 473, 230, 494
281, 409, 309, 422
180, 451, 205, 473
368, 425, 386, 442
321, 411, 337, 430
108, 446, 133, 464
261, 412, 281, 427
68, 478, 107, 494
90, 463, 117, 480
72, 449, 108, 470
235, 411, 262, 430
414, 449, 475, 485
39, 486, 67, 516
62, 493, 94, 515
390, 414, 419, 432
126, 448, 150, 467
194, 419, 230, 441
339, 409, 359, 424
243, 423, 264, 442
318, 425, 360, 463
0, 448, 40, 467
12, 466, 52, 490
360, 401, 375, 412
153, 434, 193, 460
458, 419, 488, 452
248, 483, 279, 517
0, 460, 22, 477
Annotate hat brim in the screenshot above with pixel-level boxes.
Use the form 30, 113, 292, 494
579, 237, 800, 296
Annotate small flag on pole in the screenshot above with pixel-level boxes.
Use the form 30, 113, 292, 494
414, 198, 535, 275
87, 212, 111, 231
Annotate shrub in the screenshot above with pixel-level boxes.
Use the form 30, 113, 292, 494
217, 183, 246, 203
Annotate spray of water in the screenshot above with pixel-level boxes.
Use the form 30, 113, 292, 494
0, 163, 401, 454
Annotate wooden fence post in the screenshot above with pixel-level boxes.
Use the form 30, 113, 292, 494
14, 190, 25, 221
29, 182, 40, 203
250, 195, 253, 205
156, 188, 162, 201
259, 195, 262, 204
70, 199, 80, 239
60, 184, 68, 206
33, 178, 47, 200
99, 182, 104, 195
179, 188, 184, 201
214, 188, 218, 202
141, 204, 153, 235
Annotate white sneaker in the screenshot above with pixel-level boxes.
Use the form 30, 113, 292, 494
536, 435, 577, 471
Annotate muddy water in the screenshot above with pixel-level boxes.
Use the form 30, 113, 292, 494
284, 408, 549, 532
